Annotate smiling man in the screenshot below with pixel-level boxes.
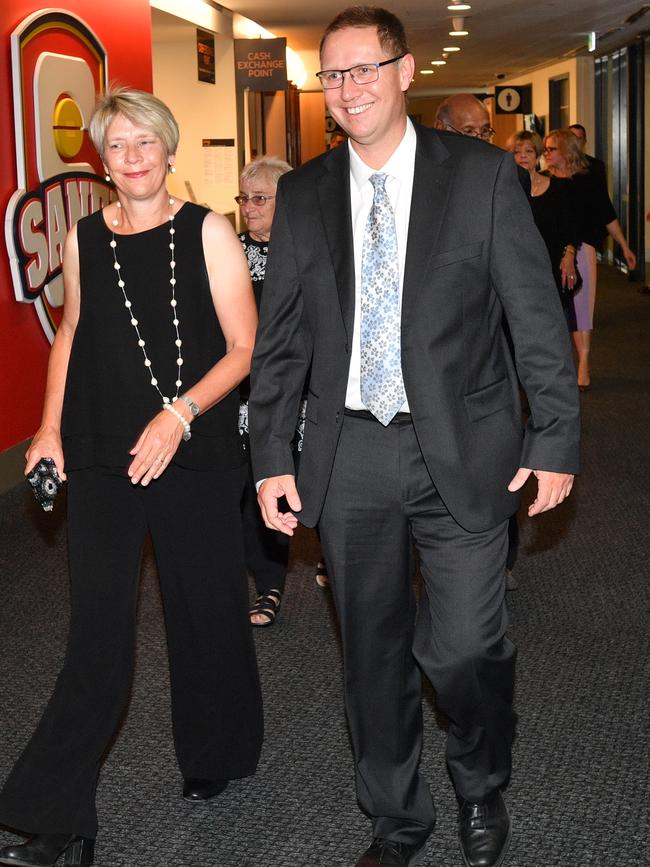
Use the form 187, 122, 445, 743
249, 7, 580, 867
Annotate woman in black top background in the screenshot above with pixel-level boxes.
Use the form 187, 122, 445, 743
543, 129, 636, 390
508, 130, 580, 331
0, 89, 262, 867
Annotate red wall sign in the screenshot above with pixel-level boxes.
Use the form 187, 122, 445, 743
0, 1, 153, 455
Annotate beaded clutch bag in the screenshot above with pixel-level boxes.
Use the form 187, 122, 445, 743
26, 457, 64, 512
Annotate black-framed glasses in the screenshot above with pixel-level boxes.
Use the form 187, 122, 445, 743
316, 54, 406, 89
444, 122, 496, 141
234, 194, 275, 206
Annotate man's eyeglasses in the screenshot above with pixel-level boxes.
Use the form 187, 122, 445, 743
444, 123, 495, 142
542, 146, 558, 154
234, 194, 275, 206
316, 54, 406, 89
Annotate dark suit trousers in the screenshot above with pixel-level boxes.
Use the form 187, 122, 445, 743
0, 465, 263, 839
318, 413, 517, 846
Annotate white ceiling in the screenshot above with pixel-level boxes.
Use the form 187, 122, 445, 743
220, 0, 650, 93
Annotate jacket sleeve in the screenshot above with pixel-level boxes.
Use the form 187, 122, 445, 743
248, 178, 313, 483
489, 152, 581, 473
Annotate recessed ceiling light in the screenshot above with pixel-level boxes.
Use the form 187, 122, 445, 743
443, 46, 461, 52
420, 69, 435, 74
448, 30, 469, 36
431, 60, 447, 66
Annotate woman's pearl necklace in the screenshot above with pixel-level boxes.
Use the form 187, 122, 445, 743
109, 197, 183, 405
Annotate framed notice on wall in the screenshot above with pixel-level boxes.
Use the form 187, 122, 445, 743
202, 139, 236, 185
197, 29, 215, 84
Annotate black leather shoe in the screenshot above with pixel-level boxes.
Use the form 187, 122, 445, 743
182, 777, 229, 802
355, 838, 422, 866
458, 790, 511, 867
0, 833, 94, 867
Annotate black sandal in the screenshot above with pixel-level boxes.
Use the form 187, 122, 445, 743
249, 590, 282, 628
315, 560, 329, 588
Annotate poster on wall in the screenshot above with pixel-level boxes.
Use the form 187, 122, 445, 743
234, 38, 287, 91
202, 139, 237, 185
197, 28, 215, 84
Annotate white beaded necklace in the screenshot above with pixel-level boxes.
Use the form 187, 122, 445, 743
109, 197, 183, 406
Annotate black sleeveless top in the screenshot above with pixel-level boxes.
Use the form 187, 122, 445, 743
61, 203, 243, 471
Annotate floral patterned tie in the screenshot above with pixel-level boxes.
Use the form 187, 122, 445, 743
360, 173, 406, 425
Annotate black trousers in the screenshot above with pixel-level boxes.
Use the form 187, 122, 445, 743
241, 459, 289, 595
0, 464, 263, 839
318, 413, 517, 847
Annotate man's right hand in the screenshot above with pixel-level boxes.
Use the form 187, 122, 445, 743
258, 474, 301, 535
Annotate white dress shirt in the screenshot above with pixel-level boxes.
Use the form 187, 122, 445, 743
345, 117, 416, 412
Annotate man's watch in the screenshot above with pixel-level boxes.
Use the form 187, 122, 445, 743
179, 394, 200, 418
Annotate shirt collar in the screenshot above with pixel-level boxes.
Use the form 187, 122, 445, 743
349, 117, 417, 191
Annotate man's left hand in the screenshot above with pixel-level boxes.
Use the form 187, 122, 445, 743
508, 468, 574, 516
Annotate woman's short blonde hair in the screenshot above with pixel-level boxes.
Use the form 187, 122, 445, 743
88, 87, 180, 159
508, 129, 543, 158
545, 129, 589, 176
240, 155, 292, 189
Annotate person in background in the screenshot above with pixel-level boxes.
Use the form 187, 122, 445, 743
236, 156, 293, 627
329, 129, 348, 149
249, 7, 579, 867
434, 93, 530, 196
568, 124, 606, 185
508, 130, 580, 330
0, 88, 262, 867
544, 128, 636, 390
433, 92, 495, 141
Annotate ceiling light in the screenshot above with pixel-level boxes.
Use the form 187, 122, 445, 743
431, 60, 447, 66
448, 3, 471, 9
449, 15, 469, 36
420, 69, 435, 74
443, 46, 461, 52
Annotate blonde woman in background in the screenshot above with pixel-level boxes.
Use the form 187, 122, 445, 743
543, 128, 635, 390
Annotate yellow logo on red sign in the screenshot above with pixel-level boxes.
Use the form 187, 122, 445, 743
6, 10, 114, 342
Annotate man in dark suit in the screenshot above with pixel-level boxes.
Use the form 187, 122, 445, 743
249, 8, 580, 867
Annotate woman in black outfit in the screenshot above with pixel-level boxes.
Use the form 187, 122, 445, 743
0, 89, 262, 867
235, 156, 293, 628
543, 128, 636, 389
508, 130, 580, 331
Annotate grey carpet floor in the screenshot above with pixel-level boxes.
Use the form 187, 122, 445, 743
1, 266, 649, 867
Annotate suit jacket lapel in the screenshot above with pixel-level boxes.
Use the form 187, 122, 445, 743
402, 126, 454, 327
317, 145, 355, 343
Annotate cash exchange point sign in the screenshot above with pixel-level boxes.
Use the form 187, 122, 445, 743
235, 38, 287, 91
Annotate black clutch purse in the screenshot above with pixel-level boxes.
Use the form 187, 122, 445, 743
26, 458, 64, 512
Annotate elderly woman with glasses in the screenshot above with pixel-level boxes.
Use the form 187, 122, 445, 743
543, 128, 636, 390
235, 156, 295, 627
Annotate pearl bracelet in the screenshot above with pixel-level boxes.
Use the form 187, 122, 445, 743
163, 402, 192, 441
